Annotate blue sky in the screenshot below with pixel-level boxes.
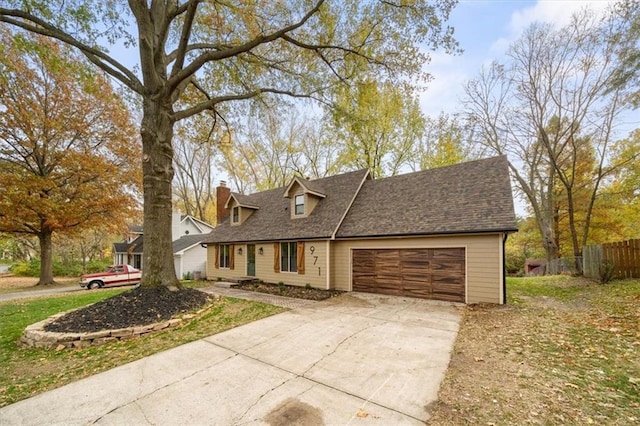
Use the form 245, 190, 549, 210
420, 0, 616, 117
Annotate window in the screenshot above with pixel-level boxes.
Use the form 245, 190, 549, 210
280, 242, 298, 272
232, 206, 239, 223
294, 194, 305, 215
219, 244, 231, 268
133, 254, 142, 269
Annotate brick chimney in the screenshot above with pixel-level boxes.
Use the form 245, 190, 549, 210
216, 180, 231, 225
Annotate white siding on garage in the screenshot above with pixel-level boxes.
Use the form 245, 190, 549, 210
175, 244, 208, 280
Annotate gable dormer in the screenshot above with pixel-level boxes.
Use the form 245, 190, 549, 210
225, 193, 259, 226
283, 176, 326, 219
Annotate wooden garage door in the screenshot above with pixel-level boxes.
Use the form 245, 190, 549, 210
352, 248, 465, 302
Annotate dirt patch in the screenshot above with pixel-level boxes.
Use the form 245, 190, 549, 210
0, 275, 77, 292
234, 282, 343, 301
44, 286, 213, 333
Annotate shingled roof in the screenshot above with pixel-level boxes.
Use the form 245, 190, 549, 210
172, 234, 207, 253
336, 156, 517, 238
204, 169, 369, 243
204, 156, 516, 244
113, 235, 144, 255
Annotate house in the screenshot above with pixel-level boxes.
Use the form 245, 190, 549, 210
113, 211, 215, 279
203, 156, 518, 304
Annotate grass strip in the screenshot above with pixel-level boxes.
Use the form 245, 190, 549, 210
0, 290, 284, 407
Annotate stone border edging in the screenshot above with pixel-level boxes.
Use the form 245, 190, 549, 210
20, 303, 213, 350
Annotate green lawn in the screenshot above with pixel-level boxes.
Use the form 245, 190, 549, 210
0, 289, 284, 407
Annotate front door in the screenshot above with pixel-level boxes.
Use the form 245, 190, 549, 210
247, 244, 256, 276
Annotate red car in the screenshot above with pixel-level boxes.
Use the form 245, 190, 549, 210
80, 264, 142, 289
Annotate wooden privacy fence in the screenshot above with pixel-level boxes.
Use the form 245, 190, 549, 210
583, 239, 640, 279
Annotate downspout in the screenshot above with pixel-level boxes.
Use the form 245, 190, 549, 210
503, 233, 508, 304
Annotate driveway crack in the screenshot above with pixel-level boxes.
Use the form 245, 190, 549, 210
90, 351, 236, 424
234, 376, 302, 425
302, 324, 377, 377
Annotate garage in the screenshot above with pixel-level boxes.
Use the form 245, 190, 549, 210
352, 248, 466, 302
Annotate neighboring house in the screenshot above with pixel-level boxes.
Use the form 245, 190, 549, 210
203, 156, 518, 304
113, 211, 214, 279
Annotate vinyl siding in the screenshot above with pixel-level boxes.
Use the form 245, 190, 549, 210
181, 246, 207, 278
331, 234, 504, 304
206, 240, 328, 288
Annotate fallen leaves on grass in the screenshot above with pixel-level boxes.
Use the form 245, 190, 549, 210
428, 278, 640, 425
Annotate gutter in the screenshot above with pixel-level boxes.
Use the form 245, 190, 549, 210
335, 228, 520, 240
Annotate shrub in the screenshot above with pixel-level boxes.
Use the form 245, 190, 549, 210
598, 260, 615, 284
182, 271, 193, 280
10, 259, 112, 277
9, 259, 40, 276
305, 283, 312, 290
278, 281, 285, 292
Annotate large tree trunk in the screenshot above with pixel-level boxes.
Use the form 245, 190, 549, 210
36, 229, 55, 286
139, 97, 181, 289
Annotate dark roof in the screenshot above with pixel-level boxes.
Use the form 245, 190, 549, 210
113, 235, 144, 254
113, 242, 130, 253
204, 169, 369, 243
228, 192, 260, 208
172, 234, 207, 253
336, 156, 518, 238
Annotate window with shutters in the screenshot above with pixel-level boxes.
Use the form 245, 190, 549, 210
219, 244, 230, 268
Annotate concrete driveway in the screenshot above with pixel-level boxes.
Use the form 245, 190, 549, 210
0, 293, 460, 425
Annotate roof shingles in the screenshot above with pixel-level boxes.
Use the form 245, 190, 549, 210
204, 156, 517, 244
336, 156, 517, 237
204, 169, 369, 243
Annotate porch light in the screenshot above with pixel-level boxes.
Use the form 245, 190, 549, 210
258, 247, 264, 255
238, 247, 243, 255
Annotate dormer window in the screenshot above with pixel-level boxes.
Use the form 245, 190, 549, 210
232, 206, 240, 223
295, 194, 305, 215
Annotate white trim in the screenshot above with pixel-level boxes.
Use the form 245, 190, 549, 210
173, 241, 206, 256
183, 215, 215, 233
283, 176, 326, 199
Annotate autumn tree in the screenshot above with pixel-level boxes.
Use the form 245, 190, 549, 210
0, 32, 140, 285
464, 9, 636, 269
217, 105, 342, 193
0, 1, 459, 288
608, 0, 640, 107
596, 129, 640, 241
413, 113, 475, 171
330, 80, 426, 178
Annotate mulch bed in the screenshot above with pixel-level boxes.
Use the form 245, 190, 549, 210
234, 282, 343, 301
44, 286, 213, 333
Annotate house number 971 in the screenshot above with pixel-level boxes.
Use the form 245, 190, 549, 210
309, 246, 320, 275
